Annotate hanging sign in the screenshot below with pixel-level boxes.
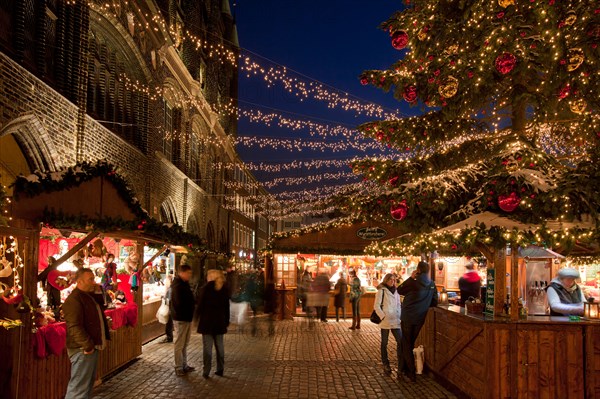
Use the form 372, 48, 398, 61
356, 227, 387, 240
485, 268, 495, 316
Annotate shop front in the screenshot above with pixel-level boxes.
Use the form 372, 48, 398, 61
0, 164, 203, 399
267, 221, 408, 318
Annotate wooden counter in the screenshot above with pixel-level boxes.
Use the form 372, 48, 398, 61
417, 306, 600, 399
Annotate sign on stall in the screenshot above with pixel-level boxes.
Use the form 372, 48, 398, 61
485, 268, 495, 316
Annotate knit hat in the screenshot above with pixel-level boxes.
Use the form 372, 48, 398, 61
558, 267, 580, 279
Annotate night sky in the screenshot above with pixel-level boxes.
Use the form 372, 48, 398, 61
232, 1, 414, 200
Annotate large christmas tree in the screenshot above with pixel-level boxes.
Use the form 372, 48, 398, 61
349, 0, 600, 255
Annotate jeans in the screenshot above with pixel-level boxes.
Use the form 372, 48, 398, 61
351, 298, 360, 318
174, 321, 192, 371
202, 334, 225, 376
400, 322, 424, 376
65, 350, 99, 399
380, 328, 402, 369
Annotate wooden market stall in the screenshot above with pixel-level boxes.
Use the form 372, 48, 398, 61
267, 221, 408, 318
413, 213, 600, 399
0, 172, 184, 399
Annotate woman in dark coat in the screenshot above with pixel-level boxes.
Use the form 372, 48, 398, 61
197, 270, 230, 378
333, 275, 347, 322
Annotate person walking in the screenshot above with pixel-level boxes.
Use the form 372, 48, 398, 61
170, 264, 195, 376
348, 270, 363, 330
312, 269, 331, 322
197, 269, 230, 378
373, 273, 402, 376
334, 274, 347, 322
62, 268, 110, 399
397, 261, 438, 382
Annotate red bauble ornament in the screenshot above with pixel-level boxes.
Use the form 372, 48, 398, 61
391, 30, 409, 50
498, 192, 521, 212
495, 52, 517, 74
390, 200, 409, 221
388, 176, 400, 187
403, 85, 418, 103
360, 77, 369, 85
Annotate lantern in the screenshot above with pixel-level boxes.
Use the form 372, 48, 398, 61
583, 298, 600, 319
439, 287, 449, 306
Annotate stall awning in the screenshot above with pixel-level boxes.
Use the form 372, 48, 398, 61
270, 221, 406, 254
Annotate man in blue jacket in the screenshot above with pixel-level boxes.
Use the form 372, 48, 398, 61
170, 264, 195, 376
397, 261, 438, 382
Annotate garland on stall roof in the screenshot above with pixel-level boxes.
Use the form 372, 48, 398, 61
12, 161, 147, 219
365, 222, 599, 257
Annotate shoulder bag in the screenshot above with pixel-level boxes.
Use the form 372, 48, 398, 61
370, 290, 385, 324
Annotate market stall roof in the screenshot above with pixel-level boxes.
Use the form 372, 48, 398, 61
518, 246, 565, 259
438, 211, 597, 232
270, 221, 407, 255
12, 175, 137, 222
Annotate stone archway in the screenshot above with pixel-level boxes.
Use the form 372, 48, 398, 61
0, 113, 60, 174
159, 197, 178, 224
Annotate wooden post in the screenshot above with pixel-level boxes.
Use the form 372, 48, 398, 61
494, 248, 507, 317
510, 247, 520, 321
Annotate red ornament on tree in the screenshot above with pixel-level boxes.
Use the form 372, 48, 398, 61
498, 192, 521, 212
388, 176, 400, 187
390, 200, 409, 221
360, 77, 369, 85
495, 52, 517, 74
403, 85, 418, 103
391, 30, 409, 50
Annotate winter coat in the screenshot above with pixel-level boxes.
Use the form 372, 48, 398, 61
373, 285, 402, 329
196, 281, 230, 335
334, 278, 347, 308
458, 270, 481, 305
170, 277, 195, 322
397, 274, 438, 326
63, 288, 110, 353
349, 276, 363, 301
546, 277, 584, 316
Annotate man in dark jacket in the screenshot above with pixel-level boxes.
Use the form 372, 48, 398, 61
63, 268, 110, 399
458, 261, 482, 305
170, 264, 195, 376
397, 261, 438, 382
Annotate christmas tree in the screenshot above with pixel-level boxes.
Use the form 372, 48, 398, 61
349, 0, 600, 255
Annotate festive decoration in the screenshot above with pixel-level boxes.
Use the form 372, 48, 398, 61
570, 99, 587, 114
391, 30, 409, 50
497, 192, 521, 213
566, 48, 585, 72
390, 200, 409, 221
403, 85, 418, 103
0, 318, 23, 330
494, 52, 517, 75
439, 76, 459, 98
498, 0, 515, 8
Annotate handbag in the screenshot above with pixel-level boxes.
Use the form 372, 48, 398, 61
156, 298, 170, 324
370, 291, 385, 324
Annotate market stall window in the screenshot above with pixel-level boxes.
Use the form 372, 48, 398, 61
275, 254, 296, 287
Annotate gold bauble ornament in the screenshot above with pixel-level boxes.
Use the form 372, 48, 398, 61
564, 11, 577, 26
569, 98, 587, 114
444, 44, 459, 57
418, 28, 428, 41
438, 76, 459, 98
567, 48, 584, 72
498, 0, 515, 7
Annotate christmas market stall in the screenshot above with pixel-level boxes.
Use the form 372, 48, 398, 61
266, 219, 410, 319
0, 162, 203, 399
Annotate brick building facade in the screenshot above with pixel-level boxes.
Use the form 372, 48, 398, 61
0, 0, 268, 259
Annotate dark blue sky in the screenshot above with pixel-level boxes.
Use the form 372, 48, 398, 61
233, 1, 412, 195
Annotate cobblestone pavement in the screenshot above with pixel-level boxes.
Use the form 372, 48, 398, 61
93, 317, 457, 399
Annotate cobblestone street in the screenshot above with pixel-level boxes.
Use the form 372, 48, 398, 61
92, 317, 457, 399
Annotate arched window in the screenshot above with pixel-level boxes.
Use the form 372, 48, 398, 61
206, 221, 215, 251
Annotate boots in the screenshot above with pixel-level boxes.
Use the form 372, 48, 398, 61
356, 316, 361, 329
349, 316, 356, 330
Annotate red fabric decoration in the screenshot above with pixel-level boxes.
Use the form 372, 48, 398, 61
390, 200, 409, 221
388, 176, 399, 187
33, 322, 67, 358
48, 270, 74, 291
495, 52, 517, 74
391, 30, 409, 50
403, 85, 418, 103
498, 192, 521, 212
558, 84, 571, 99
